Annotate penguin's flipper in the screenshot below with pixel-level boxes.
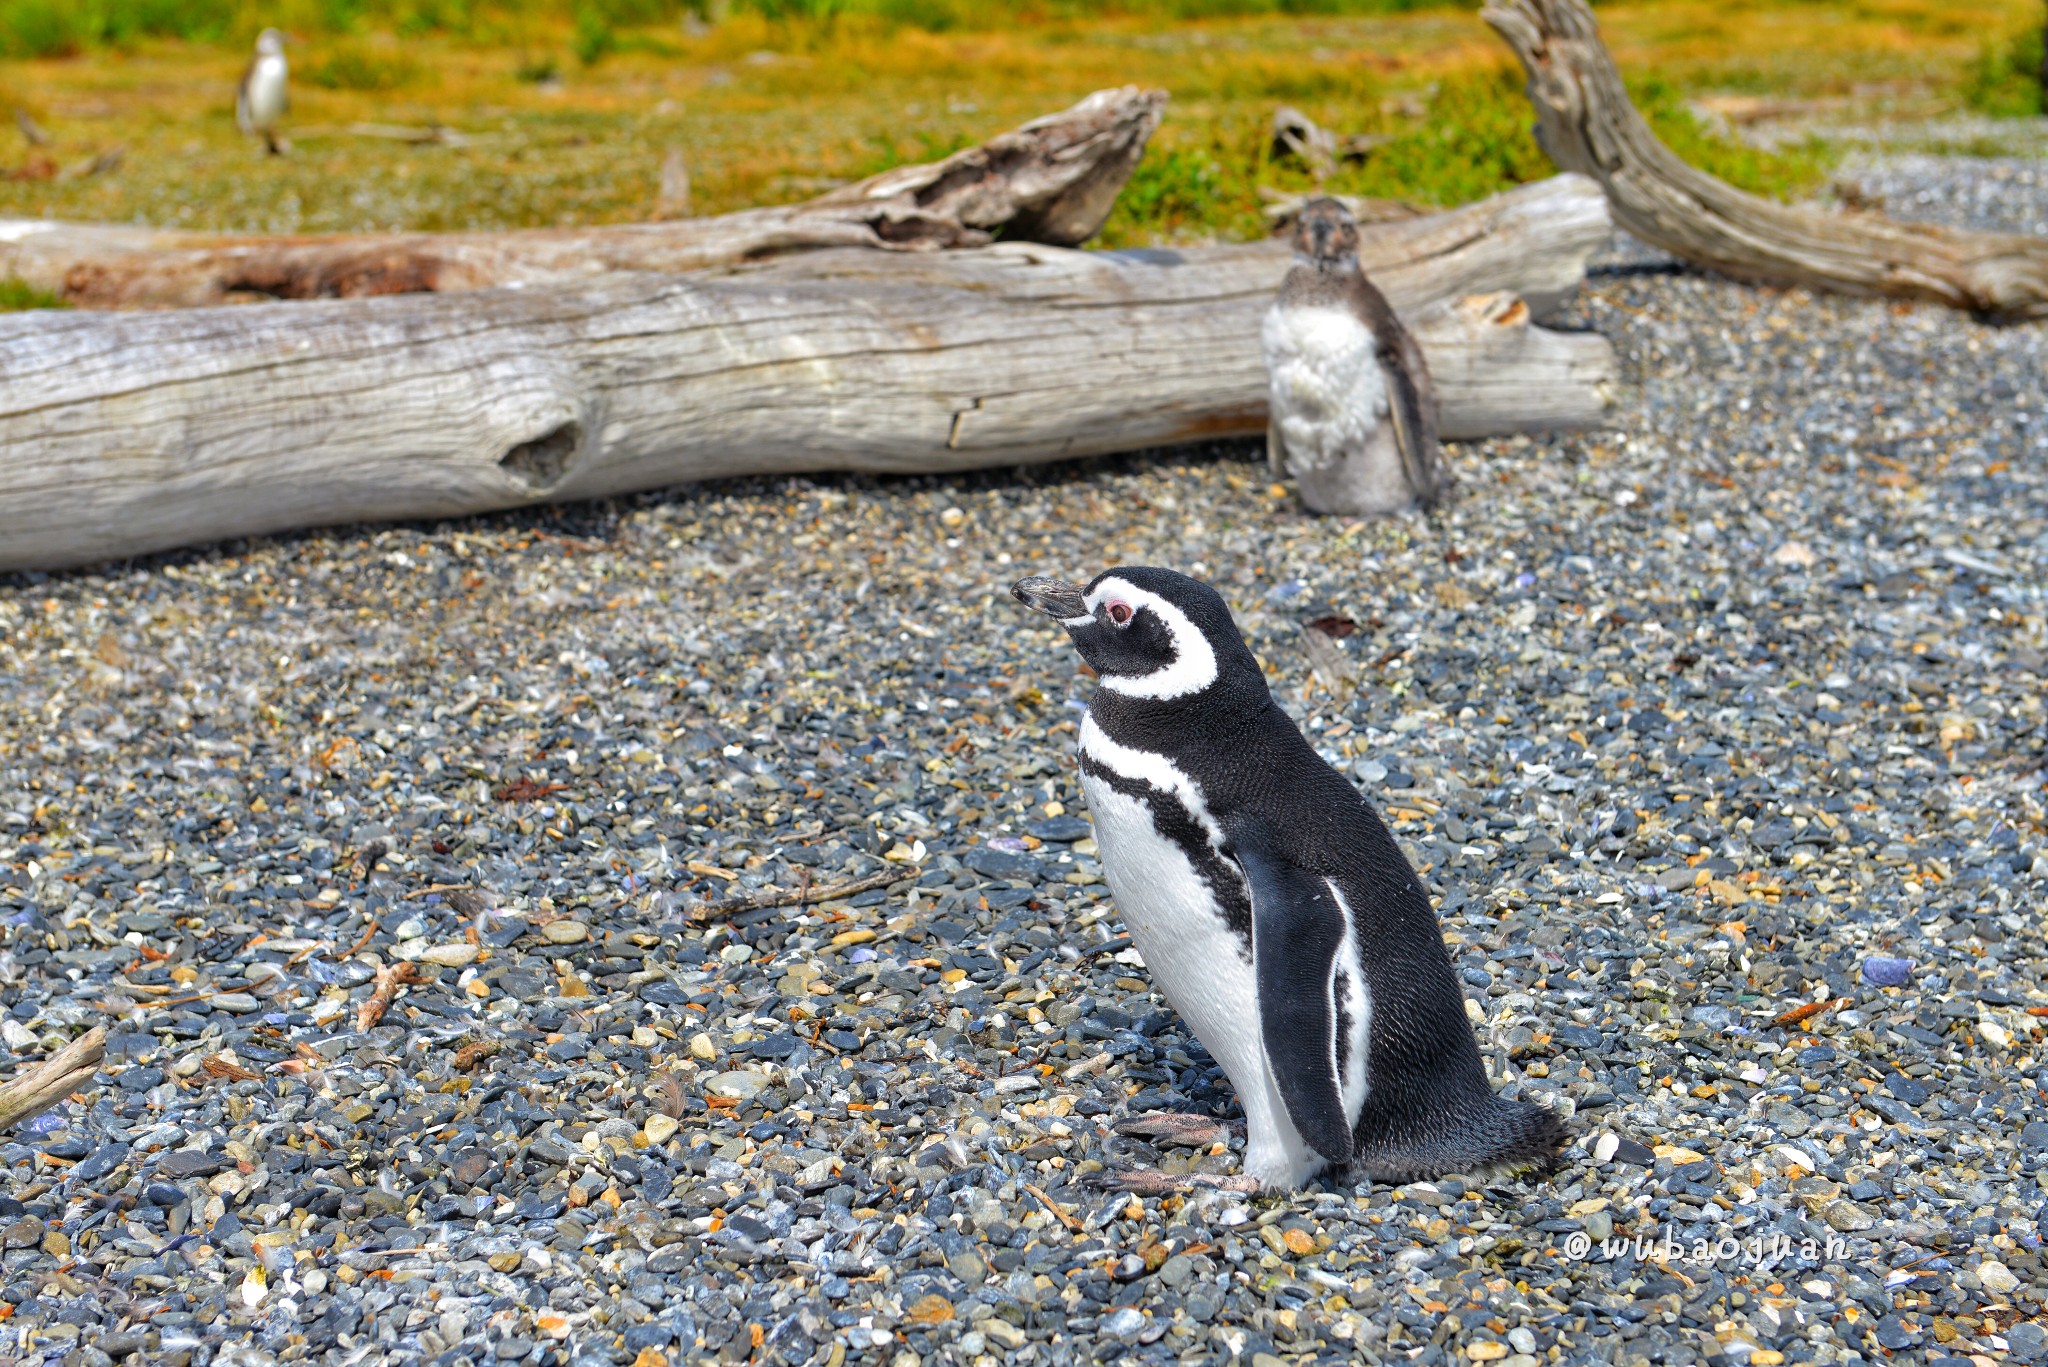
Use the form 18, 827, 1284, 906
1230, 823, 1355, 1165
1381, 329, 1445, 510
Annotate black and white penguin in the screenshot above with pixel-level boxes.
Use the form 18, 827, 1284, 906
1263, 196, 1446, 517
1013, 567, 1561, 1189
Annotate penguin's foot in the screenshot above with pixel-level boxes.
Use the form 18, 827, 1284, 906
1088, 1169, 1262, 1196
1114, 1113, 1239, 1149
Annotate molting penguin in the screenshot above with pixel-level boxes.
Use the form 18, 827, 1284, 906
1263, 197, 1446, 517
1012, 567, 1562, 1190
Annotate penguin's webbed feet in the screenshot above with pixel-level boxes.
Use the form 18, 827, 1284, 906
1114, 1113, 1239, 1149
1087, 1169, 1262, 1196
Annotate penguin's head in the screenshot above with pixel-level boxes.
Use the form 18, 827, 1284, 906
256, 28, 286, 56
1011, 566, 1261, 703
1291, 197, 1359, 268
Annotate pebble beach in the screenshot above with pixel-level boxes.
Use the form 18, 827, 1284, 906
1, 154, 2045, 1367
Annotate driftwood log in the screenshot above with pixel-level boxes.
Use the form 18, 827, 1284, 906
0, 176, 1616, 572
0, 1027, 104, 1133
0, 86, 1166, 310
1484, 0, 2048, 319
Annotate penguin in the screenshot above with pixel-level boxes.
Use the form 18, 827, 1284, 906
238, 29, 290, 157
1263, 196, 1447, 517
1012, 567, 1562, 1190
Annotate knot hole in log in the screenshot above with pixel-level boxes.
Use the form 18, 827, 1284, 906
499, 420, 582, 496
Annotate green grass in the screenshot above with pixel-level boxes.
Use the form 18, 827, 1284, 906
0, 1, 2025, 245
1964, 16, 2045, 116
1632, 72, 1838, 200
0, 0, 1470, 54
306, 40, 423, 87
0, 278, 68, 311
1094, 62, 1836, 246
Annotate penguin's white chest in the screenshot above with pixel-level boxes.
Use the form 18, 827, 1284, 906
244, 56, 288, 127
1077, 725, 1329, 1188
1261, 304, 1388, 473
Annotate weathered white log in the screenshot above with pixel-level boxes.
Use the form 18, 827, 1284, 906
1485, 0, 2048, 318
0, 177, 1616, 572
0, 86, 1166, 310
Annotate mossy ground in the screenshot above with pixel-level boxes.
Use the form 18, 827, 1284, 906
0, 0, 2035, 283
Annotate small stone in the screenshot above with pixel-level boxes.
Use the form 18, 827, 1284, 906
1507, 1328, 1537, 1355
644, 1114, 680, 1145
543, 920, 590, 945
3, 1218, 42, 1249
706, 1071, 767, 1101
422, 943, 480, 967
1103, 1308, 1145, 1338
535, 1310, 572, 1339
632, 1350, 669, 1367
689, 1033, 717, 1061
903, 1294, 953, 1326
1593, 1132, 1620, 1163
980, 1317, 1026, 1350
2006, 1321, 2046, 1358
947, 1246, 988, 1283
1823, 1200, 1875, 1232
451, 1149, 495, 1187
1609, 1137, 1657, 1167
1467, 1345, 1508, 1363
1281, 1227, 1316, 1256
211, 993, 262, 1013
1861, 956, 1914, 987
1976, 1260, 2020, 1295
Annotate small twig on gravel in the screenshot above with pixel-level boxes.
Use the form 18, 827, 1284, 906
1026, 1182, 1083, 1232
0, 1027, 105, 1133
405, 882, 478, 901
344, 919, 381, 958
685, 861, 740, 883
688, 869, 905, 924
1767, 997, 1848, 1031
356, 963, 421, 1032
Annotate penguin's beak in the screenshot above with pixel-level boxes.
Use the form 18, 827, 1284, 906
1011, 576, 1088, 621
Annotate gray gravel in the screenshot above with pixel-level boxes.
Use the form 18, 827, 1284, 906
2, 152, 2046, 1367
1832, 146, 2048, 238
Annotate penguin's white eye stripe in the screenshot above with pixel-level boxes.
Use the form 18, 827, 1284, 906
1084, 577, 1220, 701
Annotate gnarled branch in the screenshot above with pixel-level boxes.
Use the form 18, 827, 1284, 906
1485, 0, 2048, 318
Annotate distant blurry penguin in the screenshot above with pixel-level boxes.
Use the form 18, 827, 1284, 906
238, 29, 289, 156
1262, 197, 1446, 517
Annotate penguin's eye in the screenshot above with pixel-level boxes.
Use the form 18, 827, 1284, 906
1105, 602, 1133, 626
